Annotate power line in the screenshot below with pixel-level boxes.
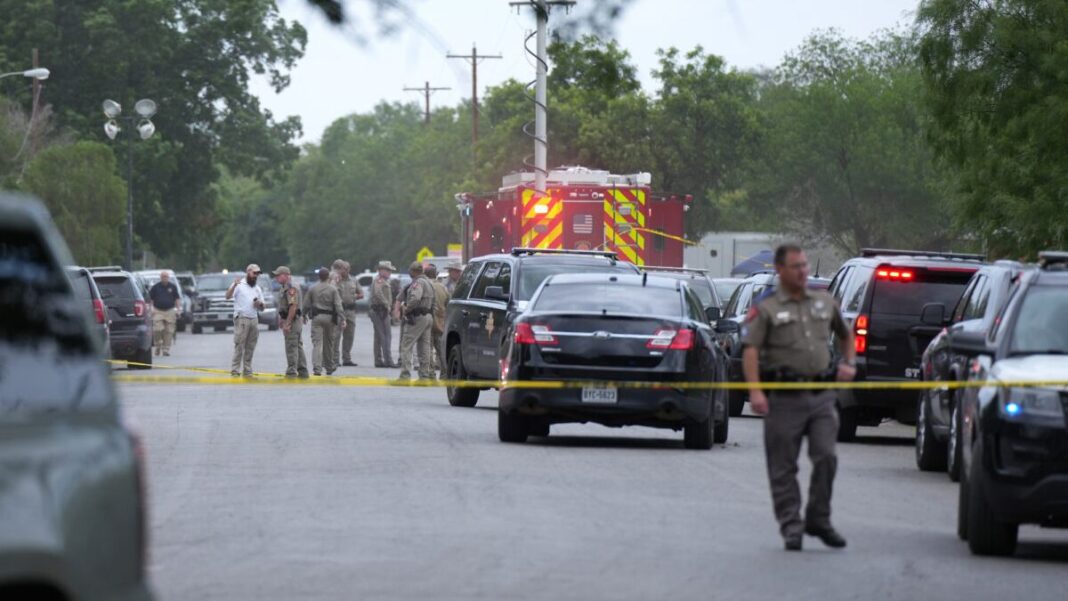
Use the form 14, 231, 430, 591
403, 81, 452, 124
447, 44, 502, 151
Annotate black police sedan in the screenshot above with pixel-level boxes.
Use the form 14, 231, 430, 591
497, 272, 730, 449
953, 252, 1068, 556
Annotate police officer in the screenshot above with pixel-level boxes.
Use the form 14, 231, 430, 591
272, 266, 308, 378
397, 261, 434, 381
303, 267, 346, 376
425, 265, 450, 376
334, 260, 364, 366
742, 243, 855, 552
444, 261, 463, 295
370, 260, 398, 368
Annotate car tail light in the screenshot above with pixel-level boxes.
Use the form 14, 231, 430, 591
854, 314, 869, 354
647, 328, 694, 350
514, 323, 558, 345
875, 267, 914, 281
133, 300, 146, 317
93, 298, 106, 324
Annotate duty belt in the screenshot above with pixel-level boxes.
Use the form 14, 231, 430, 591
406, 307, 431, 317
310, 308, 336, 318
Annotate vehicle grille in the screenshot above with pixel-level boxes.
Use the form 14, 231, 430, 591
207, 298, 234, 312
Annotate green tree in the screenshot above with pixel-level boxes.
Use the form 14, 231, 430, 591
918, 0, 1068, 256
22, 141, 126, 265
745, 30, 955, 253
0, 0, 306, 267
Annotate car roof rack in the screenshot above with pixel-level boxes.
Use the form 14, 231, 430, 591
859, 248, 985, 261
642, 266, 708, 274
1038, 251, 1068, 270
86, 265, 125, 272
510, 247, 618, 260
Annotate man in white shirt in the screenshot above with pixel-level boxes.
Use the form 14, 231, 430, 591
226, 263, 265, 377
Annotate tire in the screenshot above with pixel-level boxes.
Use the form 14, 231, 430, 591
728, 389, 745, 417
966, 444, 1019, 556
528, 421, 550, 437
713, 410, 730, 444
684, 416, 713, 450
131, 347, 152, 370
446, 345, 479, 407
916, 394, 948, 472
957, 462, 970, 541
498, 409, 528, 443
176, 322, 186, 333
837, 405, 858, 442
947, 397, 963, 482
192, 324, 203, 334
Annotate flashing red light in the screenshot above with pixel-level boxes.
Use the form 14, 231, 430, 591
647, 328, 694, 350
93, 298, 107, 324
855, 335, 867, 354
133, 300, 146, 318
876, 268, 915, 281
514, 323, 558, 346
854, 313, 869, 355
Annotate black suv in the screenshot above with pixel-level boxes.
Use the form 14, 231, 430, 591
828, 249, 983, 441
916, 261, 1030, 478
953, 252, 1068, 556
89, 266, 154, 368
65, 266, 111, 357
442, 248, 640, 407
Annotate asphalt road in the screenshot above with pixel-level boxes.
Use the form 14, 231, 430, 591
118, 315, 1068, 600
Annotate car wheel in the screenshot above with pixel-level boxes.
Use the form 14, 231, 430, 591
957, 460, 970, 541
916, 394, 948, 472
192, 324, 203, 334
528, 421, 550, 438
837, 405, 858, 442
966, 443, 1019, 556
176, 322, 186, 333
947, 397, 963, 482
498, 410, 528, 443
728, 389, 745, 417
446, 345, 479, 407
131, 347, 152, 370
684, 416, 713, 450
713, 410, 730, 444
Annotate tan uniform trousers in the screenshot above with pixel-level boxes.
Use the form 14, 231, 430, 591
230, 316, 259, 376
152, 307, 177, 353
398, 314, 433, 379
764, 389, 839, 539
283, 317, 308, 377
338, 309, 357, 364
311, 314, 338, 374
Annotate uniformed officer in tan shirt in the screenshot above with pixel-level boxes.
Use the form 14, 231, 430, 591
742, 243, 855, 552
303, 267, 346, 376
273, 266, 308, 378
333, 260, 364, 366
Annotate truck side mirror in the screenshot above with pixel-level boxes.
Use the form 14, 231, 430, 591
715, 319, 740, 334
920, 303, 947, 326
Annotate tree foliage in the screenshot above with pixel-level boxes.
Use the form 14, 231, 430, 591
918, 0, 1068, 256
22, 141, 126, 265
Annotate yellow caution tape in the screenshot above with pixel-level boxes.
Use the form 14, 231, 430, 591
631, 227, 698, 246
108, 359, 286, 378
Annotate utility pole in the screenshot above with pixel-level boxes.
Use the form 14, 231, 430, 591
31, 48, 40, 112
509, 1, 575, 193
403, 81, 451, 124
447, 44, 501, 151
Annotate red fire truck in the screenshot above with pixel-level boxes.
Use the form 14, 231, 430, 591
456, 167, 691, 267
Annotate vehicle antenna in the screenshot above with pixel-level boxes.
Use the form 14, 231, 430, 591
814, 257, 821, 278
642, 271, 648, 287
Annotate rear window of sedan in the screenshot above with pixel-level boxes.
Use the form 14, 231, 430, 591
517, 262, 638, 300
533, 283, 682, 316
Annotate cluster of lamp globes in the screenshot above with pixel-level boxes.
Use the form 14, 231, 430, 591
103, 98, 158, 140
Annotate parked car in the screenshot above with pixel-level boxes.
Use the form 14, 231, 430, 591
175, 271, 198, 328
826, 249, 983, 441
136, 269, 191, 332
89, 266, 154, 368
442, 248, 641, 408
65, 266, 111, 358
915, 261, 1030, 479
498, 272, 730, 448
0, 194, 154, 600
354, 270, 375, 312
953, 251, 1068, 556
191, 272, 235, 333
256, 274, 279, 330
642, 266, 724, 312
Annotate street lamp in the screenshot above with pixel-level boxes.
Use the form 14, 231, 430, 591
103, 98, 158, 271
0, 67, 49, 81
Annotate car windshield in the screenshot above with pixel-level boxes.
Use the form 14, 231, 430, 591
1009, 286, 1068, 355
197, 275, 232, 291
533, 283, 681, 316
1, 228, 111, 416
517, 262, 636, 300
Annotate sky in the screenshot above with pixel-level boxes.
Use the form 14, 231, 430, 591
251, 0, 920, 143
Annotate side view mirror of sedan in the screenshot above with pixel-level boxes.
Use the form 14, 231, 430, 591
704, 306, 722, 322
715, 319, 740, 334
949, 330, 991, 357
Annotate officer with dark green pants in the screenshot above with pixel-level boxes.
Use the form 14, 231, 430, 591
742, 244, 856, 552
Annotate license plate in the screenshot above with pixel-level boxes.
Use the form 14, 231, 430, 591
582, 386, 617, 403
